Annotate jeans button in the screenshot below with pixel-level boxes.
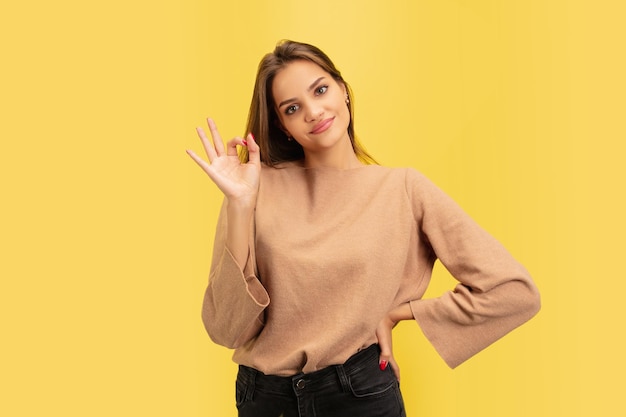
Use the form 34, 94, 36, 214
296, 379, 306, 389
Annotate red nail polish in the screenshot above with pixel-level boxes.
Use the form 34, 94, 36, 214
250, 133, 255, 141
379, 360, 388, 371
242, 140, 248, 146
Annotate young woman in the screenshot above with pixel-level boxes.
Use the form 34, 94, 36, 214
187, 40, 540, 417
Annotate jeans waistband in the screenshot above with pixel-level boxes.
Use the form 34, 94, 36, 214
237, 344, 381, 395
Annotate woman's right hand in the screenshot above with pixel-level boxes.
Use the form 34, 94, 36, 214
186, 118, 261, 205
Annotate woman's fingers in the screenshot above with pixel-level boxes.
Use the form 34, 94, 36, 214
376, 316, 400, 381
388, 357, 401, 381
188, 120, 260, 191
196, 119, 257, 163
195, 118, 227, 162
186, 149, 211, 173
207, 118, 226, 156
196, 127, 217, 162
246, 132, 261, 166
378, 347, 401, 381
226, 137, 245, 157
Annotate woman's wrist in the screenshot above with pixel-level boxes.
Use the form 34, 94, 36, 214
389, 302, 414, 325
226, 195, 257, 212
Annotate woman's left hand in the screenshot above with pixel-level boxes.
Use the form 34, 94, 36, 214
376, 303, 414, 381
375, 314, 401, 381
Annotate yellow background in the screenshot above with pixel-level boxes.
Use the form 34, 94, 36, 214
2, 0, 624, 416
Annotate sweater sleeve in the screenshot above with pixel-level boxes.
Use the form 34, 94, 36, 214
405, 169, 541, 368
201, 200, 269, 349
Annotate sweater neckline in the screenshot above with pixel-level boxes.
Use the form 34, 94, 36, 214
272, 160, 377, 172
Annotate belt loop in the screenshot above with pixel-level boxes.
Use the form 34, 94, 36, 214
335, 365, 350, 393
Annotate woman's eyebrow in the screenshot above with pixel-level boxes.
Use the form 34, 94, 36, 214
278, 77, 326, 108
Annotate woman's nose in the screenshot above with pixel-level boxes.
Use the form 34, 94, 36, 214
304, 105, 323, 122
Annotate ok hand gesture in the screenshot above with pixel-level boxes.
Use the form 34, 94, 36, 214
186, 118, 261, 205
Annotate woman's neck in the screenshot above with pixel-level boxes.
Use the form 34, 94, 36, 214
302, 138, 363, 170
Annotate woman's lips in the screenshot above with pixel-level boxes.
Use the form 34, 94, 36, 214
310, 117, 335, 134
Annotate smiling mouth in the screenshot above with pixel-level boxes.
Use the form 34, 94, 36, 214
310, 117, 335, 134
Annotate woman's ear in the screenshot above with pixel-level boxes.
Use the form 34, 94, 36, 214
340, 82, 349, 104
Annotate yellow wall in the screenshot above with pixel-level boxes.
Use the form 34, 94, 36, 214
2, 0, 624, 416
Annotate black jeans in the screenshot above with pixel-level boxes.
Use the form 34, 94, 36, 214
235, 344, 406, 417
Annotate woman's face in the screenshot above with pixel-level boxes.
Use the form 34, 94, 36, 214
272, 60, 351, 157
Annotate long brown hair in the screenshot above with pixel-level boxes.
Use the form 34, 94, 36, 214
240, 40, 377, 166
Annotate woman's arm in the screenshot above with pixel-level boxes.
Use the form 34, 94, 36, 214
201, 201, 269, 348
406, 169, 540, 368
225, 199, 256, 268
187, 119, 261, 268
188, 119, 269, 348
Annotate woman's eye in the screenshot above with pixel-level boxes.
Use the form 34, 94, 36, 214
285, 104, 299, 115
315, 85, 328, 95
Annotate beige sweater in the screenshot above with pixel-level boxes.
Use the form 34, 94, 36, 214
202, 163, 540, 375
